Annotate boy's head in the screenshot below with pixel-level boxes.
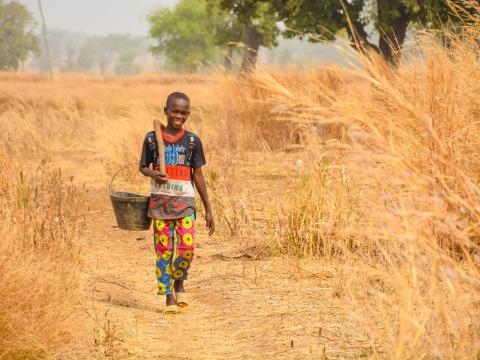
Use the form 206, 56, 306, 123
164, 92, 190, 130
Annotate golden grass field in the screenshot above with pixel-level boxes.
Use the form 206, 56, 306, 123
1, 11, 480, 359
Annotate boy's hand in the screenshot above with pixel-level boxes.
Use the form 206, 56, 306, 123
152, 171, 168, 185
206, 210, 215, 236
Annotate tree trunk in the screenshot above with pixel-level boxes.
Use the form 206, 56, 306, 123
347, 21, 379, 54
240, 25, 263, 74
224, 47, 234, 72
378, 4, 410, 64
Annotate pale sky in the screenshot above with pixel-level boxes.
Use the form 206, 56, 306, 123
17, 0, 177, 35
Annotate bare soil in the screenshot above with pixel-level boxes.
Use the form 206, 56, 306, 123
69, 151, 373, 359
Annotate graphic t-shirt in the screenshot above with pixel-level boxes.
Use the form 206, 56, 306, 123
140, 129, 206, 220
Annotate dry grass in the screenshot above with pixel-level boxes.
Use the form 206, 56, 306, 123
253, 14, 480, 360
0, 7, 480, 358
0, 155, 85, 358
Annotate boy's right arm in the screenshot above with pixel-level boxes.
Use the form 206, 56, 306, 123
139, 135, 168, 184
139, 166, 168, 184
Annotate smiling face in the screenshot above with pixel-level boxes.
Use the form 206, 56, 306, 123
164, 98, 190, 130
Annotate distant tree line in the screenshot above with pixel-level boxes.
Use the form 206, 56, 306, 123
148, 0, 466, 73
0, 0, 471, 74
32, 31, 152, 75
73, 34, 149, 75
0, 1, 150, 74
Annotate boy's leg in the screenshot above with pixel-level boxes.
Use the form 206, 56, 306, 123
172, 213, 195, 293
153, 219, 175, 306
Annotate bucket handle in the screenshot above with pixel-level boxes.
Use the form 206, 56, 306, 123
109, 162, 139, 194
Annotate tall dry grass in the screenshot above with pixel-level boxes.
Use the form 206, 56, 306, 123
226, 9, 480, 359
0, 154, 85, 358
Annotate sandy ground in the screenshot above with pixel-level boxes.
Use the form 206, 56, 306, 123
55, 148, 375, 360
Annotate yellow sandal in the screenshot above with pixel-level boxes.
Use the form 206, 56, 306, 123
164, 304, 178, 315
175, 292, 188, 308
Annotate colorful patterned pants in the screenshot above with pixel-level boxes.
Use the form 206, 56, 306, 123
153, 213, 195, 295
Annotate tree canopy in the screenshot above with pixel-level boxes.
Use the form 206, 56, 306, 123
273, 0, 460, 63
147, 0, 465, 72
148, 0, 280, 73
212, 0, 279, 72
0, 0, 40, 70
148, 0, 220, 72
206, 1, 244, 71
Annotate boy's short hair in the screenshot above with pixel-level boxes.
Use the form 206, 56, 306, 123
166, 92, 190, 109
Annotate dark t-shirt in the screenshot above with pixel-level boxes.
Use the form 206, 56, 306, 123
140, 129, 206, 220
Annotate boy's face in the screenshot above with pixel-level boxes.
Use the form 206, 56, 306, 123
164, 98, 190, 130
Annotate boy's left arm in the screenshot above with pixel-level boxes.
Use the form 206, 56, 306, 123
192, 167, 215, 236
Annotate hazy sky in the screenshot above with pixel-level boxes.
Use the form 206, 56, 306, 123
17, 0, 177, 35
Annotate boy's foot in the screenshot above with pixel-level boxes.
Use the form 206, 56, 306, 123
166, 294, 176, 307
175, 292, 188, 308
174, 280, 188, 308
164, 304, 178, 315
164, 294, 178, 314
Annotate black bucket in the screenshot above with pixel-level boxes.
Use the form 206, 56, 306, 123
109, 164, 152, 231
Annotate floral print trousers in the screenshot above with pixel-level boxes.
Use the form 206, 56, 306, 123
153, 213, 195, 295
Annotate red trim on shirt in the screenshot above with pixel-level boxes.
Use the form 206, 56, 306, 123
166, 165, 191, 181
153, 165, 191, 181
162, 129, 185, 143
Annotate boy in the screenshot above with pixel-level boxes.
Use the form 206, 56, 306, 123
139, 92, 215, 314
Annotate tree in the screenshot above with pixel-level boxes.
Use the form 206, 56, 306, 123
375, 0, 456, 62
76, 37, 99, 72
102, 34, 146, 75
76, 34, 146, 74
0, 0, 40, 70
213, 0, 279, 72
207, 2, 244, 71
148, 0, 220, 72
273, 0, 460, 64
114, 48, 141, 75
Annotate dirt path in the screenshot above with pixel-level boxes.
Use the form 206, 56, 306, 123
49, 146, 373, 359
